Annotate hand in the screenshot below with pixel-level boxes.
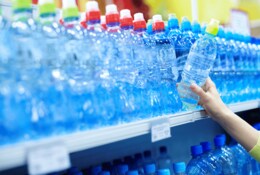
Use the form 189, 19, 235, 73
190, 78, 232, 120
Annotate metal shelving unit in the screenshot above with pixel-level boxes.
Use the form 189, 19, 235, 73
0, 100, 259, 171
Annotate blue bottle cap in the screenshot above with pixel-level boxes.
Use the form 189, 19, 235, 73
181, 16, 191, 31
91, 165, 102, 175
191, 145, 203, 156
127, 170, 139, 175
100, 171, 110, 175
168, 14, 179, 29
192, 20, 201, 33
200, 141, 212, 153
157, 169, 170, 175
117, 164, 129, 174
173, 162, 186, 173
144, 163, 156, 174
159, 146, 167, 154
214, 134, 226, 147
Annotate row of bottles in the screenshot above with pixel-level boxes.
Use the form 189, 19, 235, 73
0, 0, 260, 146
44, 132, 260, 175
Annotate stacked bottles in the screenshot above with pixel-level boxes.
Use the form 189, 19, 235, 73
1, 0, 260, 146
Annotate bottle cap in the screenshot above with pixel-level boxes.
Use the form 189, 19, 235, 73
173, 162, 186, 173
214, 134, 226, 147
12, 0, 31, 10
191, 145, 203, 156
86, 1, 100, 21
133, 13, 146, 30
200, 141, 212, 153
120, 9, 133, 28
159, 146, 167, 154
105, 4, 119, 25
157, 169, 170, 175
152, 14, 164, 31
168, 13, 179, 29
62, 0, 79, 19
38, 0, 56, 16
192, 20, 201, 33
144, 164, 156, 174
127, 170, 139, 175
205, 18, 219, 36
181, 16, 191, 31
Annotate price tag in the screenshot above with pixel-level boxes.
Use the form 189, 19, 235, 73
27, 141, 71, 175
151, 119, 171, 142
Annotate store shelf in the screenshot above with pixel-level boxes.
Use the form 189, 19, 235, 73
0, 100, 259, 172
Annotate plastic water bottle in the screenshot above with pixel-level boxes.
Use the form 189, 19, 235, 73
62, 0, 97, 131
144, 164, 156, 175
152, 14, 180, 115
85, 1, 116, 126
7, 0, 43, 142
200, 141, 222, 174
157, 146, 173, 174
157, 169, 170, 175
176, 17, 195, 80
177, 19, 219, 110
173, 162, 186, 175
213, 134, 237, 175
230, 140, 252, 175
186, 145, 210, 174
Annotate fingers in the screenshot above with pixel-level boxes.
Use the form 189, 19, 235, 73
190, 83, 208, 100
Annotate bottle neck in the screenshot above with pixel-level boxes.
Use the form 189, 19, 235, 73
13, 9, 32, 22
64, 17, 79, 27
40, 13, 56, 25
107, 22, 120, 32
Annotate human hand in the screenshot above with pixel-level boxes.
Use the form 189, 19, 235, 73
190, 78, 232, 120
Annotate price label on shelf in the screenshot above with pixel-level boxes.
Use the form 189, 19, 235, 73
151, 118, 171, 142
27, 141, 71, 175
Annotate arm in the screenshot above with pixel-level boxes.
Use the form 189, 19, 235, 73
190, 78, 259, 152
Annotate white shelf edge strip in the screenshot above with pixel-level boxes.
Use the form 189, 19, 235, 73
0, 100, 259, 171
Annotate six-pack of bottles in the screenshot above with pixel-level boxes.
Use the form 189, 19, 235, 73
0, 0, 260, 145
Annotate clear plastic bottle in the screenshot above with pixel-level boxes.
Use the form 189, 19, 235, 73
157, 146, 172, 174
213, 134, 237, 175
173, 162, 186, 175
229, 140, 252, 175
143, 150, 155, 166
191, 20, 202, 41
200, 141, 222, 175
62, 0, 96, 131
186, 145, 210, 175
176, 17, 195, 80
152, 14, 180, 115
177, 19, 219, 110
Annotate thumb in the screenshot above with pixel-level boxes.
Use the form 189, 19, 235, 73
190, 83, 208, 100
